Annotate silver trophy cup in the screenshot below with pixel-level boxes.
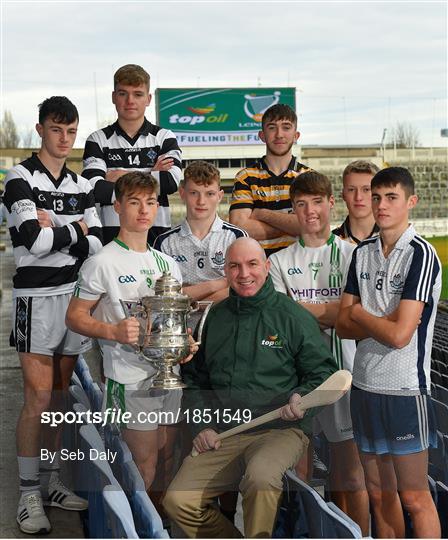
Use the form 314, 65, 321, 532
120, 272, 212, 390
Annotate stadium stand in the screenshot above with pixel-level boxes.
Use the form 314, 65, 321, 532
274, 469, 363, 538
79, 424, 120, 538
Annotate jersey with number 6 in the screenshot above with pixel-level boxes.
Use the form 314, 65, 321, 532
74, 238, 182, 384
269, 234, 356, 371
154, 215, 247, 284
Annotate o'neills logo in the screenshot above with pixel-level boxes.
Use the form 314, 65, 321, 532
396, 434, 415, 441
261, 334, 283, 348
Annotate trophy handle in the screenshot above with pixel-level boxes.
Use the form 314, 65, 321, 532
195, 301, 213, 345
119, 299, 148, 352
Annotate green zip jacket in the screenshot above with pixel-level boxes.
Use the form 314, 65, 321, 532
183, 276, 337, 437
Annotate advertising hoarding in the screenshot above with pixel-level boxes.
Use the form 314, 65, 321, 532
156, 87, 296, 146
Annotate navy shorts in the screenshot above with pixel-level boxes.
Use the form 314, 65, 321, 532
350, 386, 437, 455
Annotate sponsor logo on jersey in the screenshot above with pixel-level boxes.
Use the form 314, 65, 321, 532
84, 156, 97, 166
108, 153, 122, 161
261, 334, 283, 348
360, 272, 370, 280
390, 273, 404, 290
38, 193, 46, 202
396, 433, 415, 441
118, 275, 137, 284
376, 270, 387, 277
211, 251, 225, 266
194, 250, 207, 257
308, 262, 323, 268
255, 190, 267, 197
12, 200, 34, 215
290, 287, 341, 300
174, 255, 188, 263
287, 267, 303, 275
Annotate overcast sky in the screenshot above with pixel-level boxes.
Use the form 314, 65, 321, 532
1, 0, 447, 148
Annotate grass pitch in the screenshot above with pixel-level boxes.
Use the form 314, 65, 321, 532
426, 236, 448, 300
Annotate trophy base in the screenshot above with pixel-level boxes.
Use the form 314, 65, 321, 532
151, 370, 186, 390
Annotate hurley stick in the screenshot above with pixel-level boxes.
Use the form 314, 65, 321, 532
191, 369, 352, 457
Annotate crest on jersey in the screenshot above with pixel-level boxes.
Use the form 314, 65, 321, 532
68, 196, 77, 210
146, 149, 158, 164
390, 274, 404, 290
211, 251, 225, 266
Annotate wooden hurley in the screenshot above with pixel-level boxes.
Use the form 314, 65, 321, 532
191, 369, 352, 457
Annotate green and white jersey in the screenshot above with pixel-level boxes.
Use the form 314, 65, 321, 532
269, 234, 356, 371
74, 238, 182, 384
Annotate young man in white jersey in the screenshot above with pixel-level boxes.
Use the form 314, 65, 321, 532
4, 97, 103, 534
82, 64, 182, 245
336, 167, 441, 538
154, 161, 247, 303
333, 160, 380, 244
66, 172, 196, 505
269, 171, 369, 535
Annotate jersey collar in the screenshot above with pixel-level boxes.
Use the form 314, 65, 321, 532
180, 215, 223, 237
30, 152, 69, 186
298, 233, 335, 248
259, 156, 297, 177
113, 237, 151, 252
113, 118, 151, 145
342, 216, 379, 244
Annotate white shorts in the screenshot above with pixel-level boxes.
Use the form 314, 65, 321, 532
12, 294, 91, 356
313, 389, 353, 443
103, 377, 183, 432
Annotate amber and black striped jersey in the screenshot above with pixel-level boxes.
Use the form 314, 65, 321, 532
230, 156, 310, 256
82, 118, 182, 245
4, 153, 103, 296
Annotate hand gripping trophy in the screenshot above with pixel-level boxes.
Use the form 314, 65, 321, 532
120, 272, 211, 390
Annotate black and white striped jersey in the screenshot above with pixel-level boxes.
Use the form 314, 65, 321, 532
4, 153, 103, 297
82, 118, 182, 244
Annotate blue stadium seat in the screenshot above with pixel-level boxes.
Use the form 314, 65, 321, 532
70, 371, 83, 388
69, 384, 91, 410
431, 370, 443, 386
432, 398, 448, 434
436, 481, 448, 538
435, 384, 448, 405
85, 381, 103, 413
277, 469, 363, 538
429, 431, 447, 483
102, 485, 139, 539
104, 424, 133, 485
120, 459, 168, 538
79, 423, 120, 538
441, 373, 448, 389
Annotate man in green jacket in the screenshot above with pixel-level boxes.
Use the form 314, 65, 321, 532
163, 237, 337, 538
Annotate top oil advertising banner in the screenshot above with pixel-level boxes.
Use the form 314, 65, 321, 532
155, 87, 296, 146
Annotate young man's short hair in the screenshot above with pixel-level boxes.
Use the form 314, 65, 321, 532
261, 104, 297, 129
371, 167, 415, 197
181, 160, 221, 188
290, 171, 332, 200
114, 171, 159, 201
38, 96, 79, 125
342, 160, 380, 182
114, 64, 150, 90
